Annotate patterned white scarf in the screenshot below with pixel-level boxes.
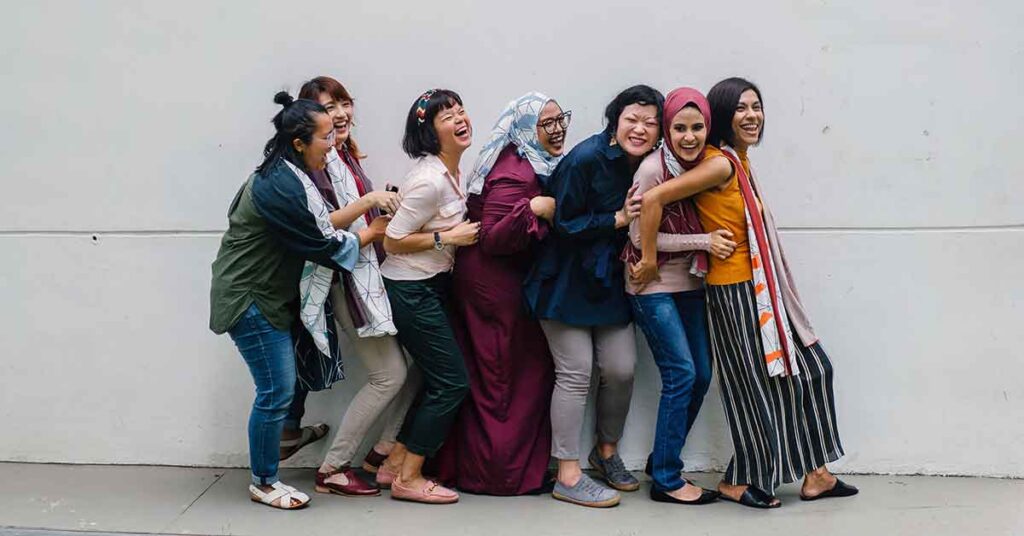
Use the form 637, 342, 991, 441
325, 149, 397, 337
465, 91, 562, 195
722, 146, 800, 378
283, 160, 359, 361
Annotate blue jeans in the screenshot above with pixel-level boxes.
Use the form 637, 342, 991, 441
228, 303, 297, 486
630, 290, 713, 492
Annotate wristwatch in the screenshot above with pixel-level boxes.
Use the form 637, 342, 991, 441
433, 232, 445, 251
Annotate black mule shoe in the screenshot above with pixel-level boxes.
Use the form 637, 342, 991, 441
800, 478, 859, 501
650, 483, 720, 505
720, 485, 781, 509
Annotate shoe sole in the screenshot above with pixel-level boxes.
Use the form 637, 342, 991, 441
552, 491, 620, 508
389, 493, 459, 504
315, 485, 381, 497
250, 496, 310, 510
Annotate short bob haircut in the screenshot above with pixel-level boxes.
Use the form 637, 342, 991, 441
707, 77, 764, 149
298, 76, 365, 158
603, 84, 665, 136
402, 89, 463, 158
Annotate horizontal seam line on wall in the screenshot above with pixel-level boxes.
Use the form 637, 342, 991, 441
0, 224, 1022, 237
777, 224, 1024, 234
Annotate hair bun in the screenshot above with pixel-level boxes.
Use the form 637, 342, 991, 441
273, 91, 294, 108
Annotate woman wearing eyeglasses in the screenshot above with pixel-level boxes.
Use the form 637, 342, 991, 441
435, 92, 569, 495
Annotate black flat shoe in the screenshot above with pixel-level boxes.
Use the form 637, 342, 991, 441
650, 483, 720, 505
800, 478, 859, 501
720, 486, 781, 509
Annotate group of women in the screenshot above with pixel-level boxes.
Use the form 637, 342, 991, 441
208, 74, 860, 510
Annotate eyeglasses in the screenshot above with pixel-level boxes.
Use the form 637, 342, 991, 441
538, 111, 572, 134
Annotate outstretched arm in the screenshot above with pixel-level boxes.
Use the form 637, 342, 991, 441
630, 155, 733, 287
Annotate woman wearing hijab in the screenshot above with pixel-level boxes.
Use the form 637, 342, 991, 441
632, 77, 857, 508
622, 88, 733, 505
436, 92, 569, 495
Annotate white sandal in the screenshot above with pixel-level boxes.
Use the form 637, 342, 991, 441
249, 481, 311, 510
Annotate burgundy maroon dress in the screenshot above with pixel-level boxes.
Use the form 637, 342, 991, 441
435, 145, 555, 495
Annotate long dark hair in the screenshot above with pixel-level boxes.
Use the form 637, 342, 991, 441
256, 91, 327, 174
707, 77, 764, 148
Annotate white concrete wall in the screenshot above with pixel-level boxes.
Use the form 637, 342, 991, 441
1, 0, 1022, 477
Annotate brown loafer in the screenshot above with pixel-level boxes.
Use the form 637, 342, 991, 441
315, 467, 381, 497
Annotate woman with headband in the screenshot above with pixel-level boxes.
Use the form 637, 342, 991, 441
632, 77, 857, 508
436, 92, 569, 495
374, 89, 479, 504
209, 92, 363, 509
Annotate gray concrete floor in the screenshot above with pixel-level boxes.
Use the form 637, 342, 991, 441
0, 462, 1021, 536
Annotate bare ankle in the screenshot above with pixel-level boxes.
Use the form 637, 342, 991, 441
597, 442, 617, 459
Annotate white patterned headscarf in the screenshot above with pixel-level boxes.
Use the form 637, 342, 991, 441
465, 91, 563, 195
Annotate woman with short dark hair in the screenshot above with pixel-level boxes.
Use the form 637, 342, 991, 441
524, 85, 661, 508
209, 92, 367, 509
373, 89, 480, 504
633, 77, 857, 508
623, 87, 730, 506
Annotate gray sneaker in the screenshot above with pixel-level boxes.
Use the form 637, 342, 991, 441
552, 473, 621, 508
588, 447, 641, 491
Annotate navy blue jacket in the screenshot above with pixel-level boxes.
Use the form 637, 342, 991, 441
524, 131, 637, 326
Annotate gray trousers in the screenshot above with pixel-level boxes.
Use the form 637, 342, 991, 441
540, 320, 637, 460
323, 288, 420, 468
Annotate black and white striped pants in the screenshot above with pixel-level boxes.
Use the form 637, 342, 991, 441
707, 281, 845, 493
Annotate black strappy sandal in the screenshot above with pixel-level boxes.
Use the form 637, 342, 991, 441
800, 478, 859, 501
720, 485, 781, 509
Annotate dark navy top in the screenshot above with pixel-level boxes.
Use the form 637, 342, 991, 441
524, 131, 637, 326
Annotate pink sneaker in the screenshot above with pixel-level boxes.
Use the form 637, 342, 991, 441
376, 464, 398, 489
390, 477, 459, 504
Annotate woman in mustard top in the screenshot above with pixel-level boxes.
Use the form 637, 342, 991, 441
632, 78, 857, 509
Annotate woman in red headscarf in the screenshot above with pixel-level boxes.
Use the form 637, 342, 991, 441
632, 79, 856, 509
622, 88, 733, 506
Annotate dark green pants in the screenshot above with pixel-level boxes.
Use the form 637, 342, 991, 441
384, 273, 469, 457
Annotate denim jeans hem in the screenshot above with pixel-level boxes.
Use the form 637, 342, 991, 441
251, 473, 280, 487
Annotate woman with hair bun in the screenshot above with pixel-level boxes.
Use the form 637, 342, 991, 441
209, 91, 373, 509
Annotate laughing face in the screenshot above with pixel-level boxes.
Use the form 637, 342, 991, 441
731, 89, 763, 151
668, 105, 707, 163
614, 103, 659, 161
296, 112, 336, 171
433, 101, 473, 155
315, 92, 353, 149
536, 100, 567, 156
